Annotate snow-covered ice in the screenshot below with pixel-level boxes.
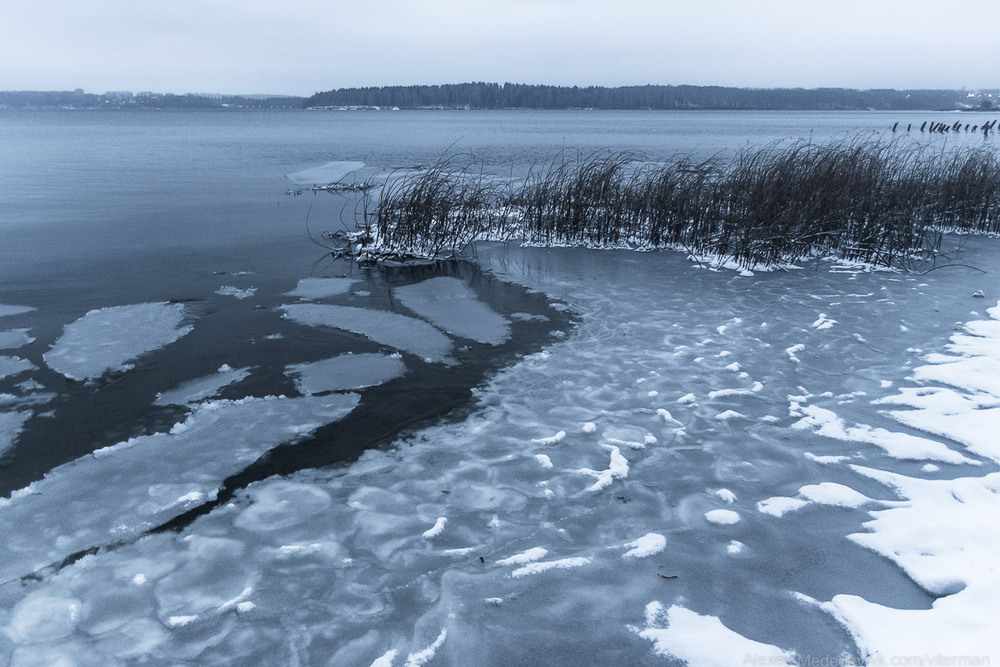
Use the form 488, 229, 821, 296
154, 365, 252, 406
0, 328, 34, 350
285, 277, 357, 300
0, 304, 35, 318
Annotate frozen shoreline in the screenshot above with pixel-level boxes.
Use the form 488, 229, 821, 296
1, 240, 999, 664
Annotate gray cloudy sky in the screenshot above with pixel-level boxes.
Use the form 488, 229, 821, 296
3, 0, 999, 96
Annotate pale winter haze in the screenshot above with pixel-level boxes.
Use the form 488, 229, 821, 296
3, 0, 1000, 95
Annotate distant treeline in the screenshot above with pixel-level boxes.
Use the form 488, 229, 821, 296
307, 82, 992, 111
0, 89, 304, 110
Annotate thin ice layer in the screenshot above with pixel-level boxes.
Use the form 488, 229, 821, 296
0, 410, 32, 456
154, 365, 252, 406
0, 305, 35, 318
285, 161, 366, 185
284, 277, 357, 300
281, 303, 453, 362
0, 356, 36, 380
393, 277, 511, 345
0, 329, 34, 350
285, 353, 406, 394
0, 392, 359, 583
44, 303, 193, 381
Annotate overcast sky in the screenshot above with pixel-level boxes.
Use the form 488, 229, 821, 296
3, 0, 999, 96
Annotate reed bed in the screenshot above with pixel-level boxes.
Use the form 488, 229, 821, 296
359, 137, 1000, 268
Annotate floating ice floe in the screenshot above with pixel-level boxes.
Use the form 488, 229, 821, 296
285, 160, 366, 185
0, 304, 35, 318
281, 303, 453, 363
632, 602, 795, 665
215, 286, 257, 300
393, 277, 511, 345
284, 277, 357, 300
0, 409, 32, 456
0, 356, 36, 380
285, 353, 406, 394
44, 303, 193, 381
0, 329, 34, 350
154, 365, 252, 406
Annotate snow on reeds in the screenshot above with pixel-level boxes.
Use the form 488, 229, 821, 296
355, 137, 1000, 268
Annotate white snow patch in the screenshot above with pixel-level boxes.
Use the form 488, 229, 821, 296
496, 547, 548, 566
811, 314, 837, 330
798, 482, 873, 509
0, 409, 32, 456
785, 343, 805, 363
576, 444, 629, 491
714, 410, 746, 420
510, 557, 590, 578
715, 488, 737, 504
757, 497, 809, 517
804, 452, 852, 464
582, 422, 597, 433
726, 541, 745, 555
676, 393, 697, 405
44, 303, 192, 381
404, 628, 447, 667
370, 649, 398, 667
705, 509, 740, 525
534, 454, 553, 469
422, 517, 447, 539
622, 533, 667, 558
531, 430, 566, 445
633, 602, 796, 665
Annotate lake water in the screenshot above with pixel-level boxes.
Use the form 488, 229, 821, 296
2, 109, 999, 665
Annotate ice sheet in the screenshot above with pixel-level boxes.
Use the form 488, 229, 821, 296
0, 409, 32, 456
281, 303, 454, 362
393, 277, 511, 345
44, 303, 193, 381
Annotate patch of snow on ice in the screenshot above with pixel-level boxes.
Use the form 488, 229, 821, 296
534, 454, 553, 468
705, 509, 740, 525
496, 547, 548, 566
798, 482, 873, 509
811, 314, 837, 330
422, 517, 447, 539
582, 422, 597, 433
785, 343, 805, 363
0, 409, 32, 456
531, 430, 566, 445
632, 602, 796, 665
44, 302, 192, 381
727, 541, 745, 555
510, 557, 590, 578
394, 277, 511, 345
714, 410, 746, 420
622, 532, 667, 558
804, 452, 852, 464
404, 628, 447, 667
757, 497, 809, 517
370, 649, 398, 667
715, 488, 737, 504
677, 393, 697, 404
577, 444, 629, 491
790, 402, 975, 464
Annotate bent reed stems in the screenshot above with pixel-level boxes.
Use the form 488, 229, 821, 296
356, 136, 1000, 269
